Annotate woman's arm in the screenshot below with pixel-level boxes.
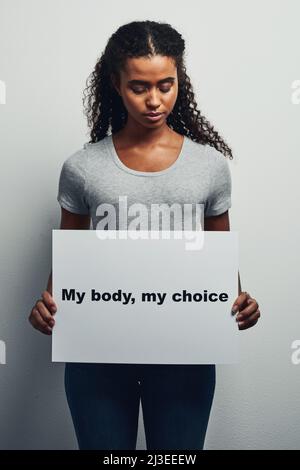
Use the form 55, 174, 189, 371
205, 211, 260, 329
46, 208, 91, 295
204, 210, 241, 295
204, 210, 230, 231
29, 208, 91, 334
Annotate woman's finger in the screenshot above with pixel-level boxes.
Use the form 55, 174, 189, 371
41, 290, 57, 314
238, 309, 260, 330
35, 300, 55, 326
247, 297, 259, 308
30, 308, 53, 335
236, 299, 259, 321
231, 291, 249, 314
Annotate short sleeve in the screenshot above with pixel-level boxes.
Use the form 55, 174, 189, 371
57, 150, 90, 215
205, 149, 232, 217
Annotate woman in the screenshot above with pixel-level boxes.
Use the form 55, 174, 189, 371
29, 20, 261, 450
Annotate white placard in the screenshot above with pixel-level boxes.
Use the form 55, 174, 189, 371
52, 230, 239, 364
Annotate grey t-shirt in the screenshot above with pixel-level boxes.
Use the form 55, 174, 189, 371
57, 134, 232, 230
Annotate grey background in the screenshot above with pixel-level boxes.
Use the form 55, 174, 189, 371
0, 0, 299, 449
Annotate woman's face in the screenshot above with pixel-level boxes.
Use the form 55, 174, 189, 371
111, 55, 179, 129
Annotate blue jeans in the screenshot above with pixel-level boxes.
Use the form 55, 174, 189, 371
64, 362, 215, 450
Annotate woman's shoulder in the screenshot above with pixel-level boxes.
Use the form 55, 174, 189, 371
60, 136, 110, 173
185, 135, 226, 158
184, 136, 228, 167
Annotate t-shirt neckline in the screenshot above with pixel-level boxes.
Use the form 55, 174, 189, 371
106, 133, 187, 177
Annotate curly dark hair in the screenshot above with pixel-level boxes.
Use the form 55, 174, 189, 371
83, 20, 233, 159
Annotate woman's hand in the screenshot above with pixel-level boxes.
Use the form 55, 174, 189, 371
231, 291, 260, 330
28, 290, 57, 335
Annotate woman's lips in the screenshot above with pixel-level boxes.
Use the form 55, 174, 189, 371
144, 113, 164, 122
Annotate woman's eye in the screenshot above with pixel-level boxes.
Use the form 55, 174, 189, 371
131, 87, 171, 94
132, 88, 145, 94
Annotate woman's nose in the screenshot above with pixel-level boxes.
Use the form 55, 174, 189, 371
146, 89, 161, 107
